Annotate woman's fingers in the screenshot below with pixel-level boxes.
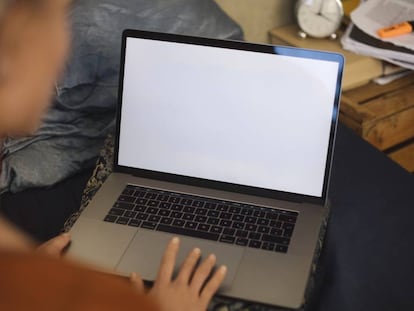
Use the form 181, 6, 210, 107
155, 237, 180, 286
200, 265, 227, 305
130, 272, 145, 293
37, 233, 71, 257
190, 253, 216, 293
175, 247, 201, 284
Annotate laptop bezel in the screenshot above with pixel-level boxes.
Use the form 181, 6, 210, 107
113, 29, 344, 206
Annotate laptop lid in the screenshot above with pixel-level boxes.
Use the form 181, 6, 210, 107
114, 30, 344, 206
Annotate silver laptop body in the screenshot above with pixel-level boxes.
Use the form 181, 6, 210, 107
68, 30, 344, 309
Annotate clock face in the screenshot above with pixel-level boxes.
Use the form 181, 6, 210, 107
296, 0, 343, 38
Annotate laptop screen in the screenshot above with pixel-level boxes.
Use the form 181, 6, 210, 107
117, 33, 342, 199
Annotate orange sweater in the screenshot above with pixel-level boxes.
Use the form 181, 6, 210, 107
0, 252, 158, 311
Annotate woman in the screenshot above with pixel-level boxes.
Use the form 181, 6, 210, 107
0, 1, 227, 310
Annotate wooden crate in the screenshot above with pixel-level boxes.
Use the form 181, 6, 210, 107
340, 73, 414, 173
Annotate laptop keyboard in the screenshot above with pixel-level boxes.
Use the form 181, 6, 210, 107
103, 185, 298, 253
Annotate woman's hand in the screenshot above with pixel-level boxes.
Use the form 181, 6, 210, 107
37, 233, 71, 257
130, 237, 227, 311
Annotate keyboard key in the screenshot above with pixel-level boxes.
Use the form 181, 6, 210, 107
144, 193, 158, 200
134, 205, 147, 212
171, 204, 184, 211
183, 214, 195, 221
128, 219, 141, 227
136, 198, 148, 205
207, 210, 219, 217
148, 215, 161, 223
253, 210, 265, 218
220, 212, 232, 220
183, 206, 195, 213
232, 222, 244, 229
136, 213, 149, 220
157, 194, 169, 201
270, 220, 282, 228
171, 211, 183, 219
245, 216, 257, 224
219, 235, 235, 244
160, 202, 171, 209
249, 240, 261, 248
248, 232, 261, 240
258, 226, 270, 234
192, 200, 205, 207
135, 191, 146, 198
235, 238, 248, 246
228, 206, 241, 214
235, 230, 248, 238
195, 208, 208, 215
280, 210, 299, 216
157, 224, 219, 241
104, 215, 117, 223
172, 219, 185, 227
262, 235, 290, 245
113, 202, 134, 210
194, 215, 207, 223
181, 198, 193, 205
185, 222, 198, 229
169, 197, 181, 204
266, 212, 279, 220
223, 228, 235, 235
141, 221, 157, 230
109, 208, 124, 216
124, 211, 137, 219
118, 195, 135, 203
241, 208, 253, 216
122, 188, 135, 196
207, 218, 219, 225
283, 223, 295, 231
219, 220, 232, 227
275, 245, 288, 253
147, 207, 159, 214
210, 226, 223, 234
284, 227, 294, 238
217, 204, 229, 212
148, 200, 160, 207
158, 210, 170, 217
116, 217, 129, 225
270, 228, 283, 236
245, 224, 257, 232
198, 224, 210, 231
279, 215, 297, 223
257, 219, 269, 226
205, 202, 217, 209
232, 214, 244, 222
160, 217, 173, 225
262, 242, 275, 251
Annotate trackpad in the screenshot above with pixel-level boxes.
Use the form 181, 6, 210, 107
116, 230, 244, 290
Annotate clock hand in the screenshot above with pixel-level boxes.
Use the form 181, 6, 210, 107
318, 0, 324, 15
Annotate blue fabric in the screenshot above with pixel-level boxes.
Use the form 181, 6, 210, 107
0, 0, 243, 194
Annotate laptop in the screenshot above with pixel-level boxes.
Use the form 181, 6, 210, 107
67, 29, 344, 309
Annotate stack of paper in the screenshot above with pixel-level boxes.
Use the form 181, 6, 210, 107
341, 0, 414, 70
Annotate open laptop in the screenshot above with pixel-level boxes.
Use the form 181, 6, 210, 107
67, 29, 344, 309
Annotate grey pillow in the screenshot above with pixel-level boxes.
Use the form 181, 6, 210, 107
0, 0, 243, 194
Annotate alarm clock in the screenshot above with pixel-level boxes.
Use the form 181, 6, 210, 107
295, 0, 344, 39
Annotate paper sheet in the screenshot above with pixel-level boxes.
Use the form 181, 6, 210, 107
351, 0, 414, 50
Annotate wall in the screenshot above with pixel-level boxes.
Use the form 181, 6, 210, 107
215, 0, 295, 43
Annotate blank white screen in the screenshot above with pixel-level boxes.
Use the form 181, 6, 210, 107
119, 37, 339, 197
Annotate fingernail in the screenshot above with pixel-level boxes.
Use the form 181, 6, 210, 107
220, 265, 227, 274
193, 248, 201, 254
62, 233, 70, 239
171, 237, 179, 244
209, 254, 216, 261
